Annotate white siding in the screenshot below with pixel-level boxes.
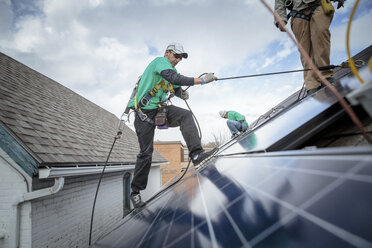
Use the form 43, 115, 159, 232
31, 166, 159, 247
0, 149, 32, 248
1, 149, 162, 248
142, 166, 162, 201
31, 173, 125, 247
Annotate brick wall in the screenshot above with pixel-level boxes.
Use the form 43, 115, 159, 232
154, 142, 183, 185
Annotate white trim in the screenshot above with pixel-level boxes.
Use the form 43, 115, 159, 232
38, 162, 167, 179
11, 178, 65, 248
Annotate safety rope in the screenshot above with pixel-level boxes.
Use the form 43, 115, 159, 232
260, 0, 372, 144
216, 65, 344, 81
346, 0, 365, 84
88, 87, 204, 234
89, 130, 122, 246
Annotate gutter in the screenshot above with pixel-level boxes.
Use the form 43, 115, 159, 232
10, 177, 64, 248
38, 162, 167, 179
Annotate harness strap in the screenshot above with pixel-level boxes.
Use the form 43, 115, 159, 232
136, 108, 155, 125
133, 78, 175, 125
289, 3, 320, 21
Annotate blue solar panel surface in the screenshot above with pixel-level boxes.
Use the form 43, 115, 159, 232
93, 147, 372, 248
92, 46, 372, 247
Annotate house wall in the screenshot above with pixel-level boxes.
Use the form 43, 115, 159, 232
0, 148, 32, 248
1, 146, 162, 247
154, 143, 183, 185
31, 172, 125, 247
30, 166, 161, 247
141, 166, 161, 201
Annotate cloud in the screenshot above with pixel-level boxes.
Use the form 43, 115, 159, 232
0, 0, 371, 143
331, 7, 372, 53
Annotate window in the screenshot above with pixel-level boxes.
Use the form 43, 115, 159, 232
182, 147, 189, 162
123, 172, 131, 216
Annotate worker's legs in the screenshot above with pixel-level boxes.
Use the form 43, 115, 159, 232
227, 120, 246, 134
166, 105, 203, 158
131, 110, 157, 193
311, 6, 334, 79
291, 8, 319, 90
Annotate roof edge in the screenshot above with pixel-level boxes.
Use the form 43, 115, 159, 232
39, 161, 167, 179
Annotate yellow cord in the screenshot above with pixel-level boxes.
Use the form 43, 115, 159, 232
346, 0, 365, 84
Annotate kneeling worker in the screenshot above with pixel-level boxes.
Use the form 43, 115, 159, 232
219, 110, 248, 138
127, 42, 218, 208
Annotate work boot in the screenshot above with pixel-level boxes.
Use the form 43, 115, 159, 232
326, 77, 334, 83
231, 133, 239, 139
131, 192, 146, 208
306, 85, 322, 96
192, 148, 218, 166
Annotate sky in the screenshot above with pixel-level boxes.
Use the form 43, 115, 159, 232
1, 0, 372, 145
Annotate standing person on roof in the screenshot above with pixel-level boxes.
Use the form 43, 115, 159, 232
127, 42, 218, 208
219, 110, 249, 138
274, 0, 344, 95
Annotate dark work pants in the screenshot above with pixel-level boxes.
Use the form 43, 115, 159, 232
131, 105, 203, 193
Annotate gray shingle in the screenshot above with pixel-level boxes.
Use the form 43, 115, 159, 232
0, 52, 166, 166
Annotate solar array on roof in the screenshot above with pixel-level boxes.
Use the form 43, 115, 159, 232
92, 46, 372, 247
93, 147, 372, 248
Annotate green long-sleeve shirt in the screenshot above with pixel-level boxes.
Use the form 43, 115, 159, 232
227, 111, 248, 127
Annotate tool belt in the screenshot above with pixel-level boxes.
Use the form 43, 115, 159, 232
133, 79, 175, 126
320, 0, 334, 15
154, 105, 168, 129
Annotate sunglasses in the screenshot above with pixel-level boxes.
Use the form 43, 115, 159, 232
172, 52, 183, 59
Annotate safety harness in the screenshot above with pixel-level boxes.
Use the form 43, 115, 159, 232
134, 79, 175, 125
288, 2, 321, 21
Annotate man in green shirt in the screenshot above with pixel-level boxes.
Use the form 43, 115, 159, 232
128, 42, 218, 208
219, 110, 248, 138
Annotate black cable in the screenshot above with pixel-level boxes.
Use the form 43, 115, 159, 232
138, 96, 203, 202
143, 159, 192, 203
216, 65, 340, 81
117, 96, 203, 220
297, 81, 307, 101
88, 131, 121, 246
184, 99, 202, 141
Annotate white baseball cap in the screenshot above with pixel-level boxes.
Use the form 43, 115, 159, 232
166, 42, 188, 59
219, 110, 227, 118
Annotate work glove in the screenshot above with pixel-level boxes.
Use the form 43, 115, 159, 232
275, 20, 287, 32
201, 73, 218, 84
334, 0, 345, 9
180, 90, 189, 100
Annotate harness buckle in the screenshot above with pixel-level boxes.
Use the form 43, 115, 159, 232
136, 109, 154, 125
140, 95, 151, 107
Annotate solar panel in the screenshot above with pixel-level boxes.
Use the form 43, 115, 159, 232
92, 45, 372, 248
218, 45, 372, 155
93, 147, 372, 248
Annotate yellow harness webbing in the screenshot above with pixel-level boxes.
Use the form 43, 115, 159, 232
134, 79, 174, 110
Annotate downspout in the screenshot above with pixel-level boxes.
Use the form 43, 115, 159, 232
10, 177, 65, 248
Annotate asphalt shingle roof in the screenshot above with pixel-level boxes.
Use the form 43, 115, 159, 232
0, 52, 166, 166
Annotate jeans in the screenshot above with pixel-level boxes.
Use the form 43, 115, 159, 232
131, 105, 203, 193
227, 120, 248, 134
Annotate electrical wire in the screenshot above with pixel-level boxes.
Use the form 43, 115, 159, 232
260, 0, 372, 145
109, 95, 203, 223
88, 132, 121, 246
346, 0, 365, 84
184, 98, 202, 141
139, 95, 203, 200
